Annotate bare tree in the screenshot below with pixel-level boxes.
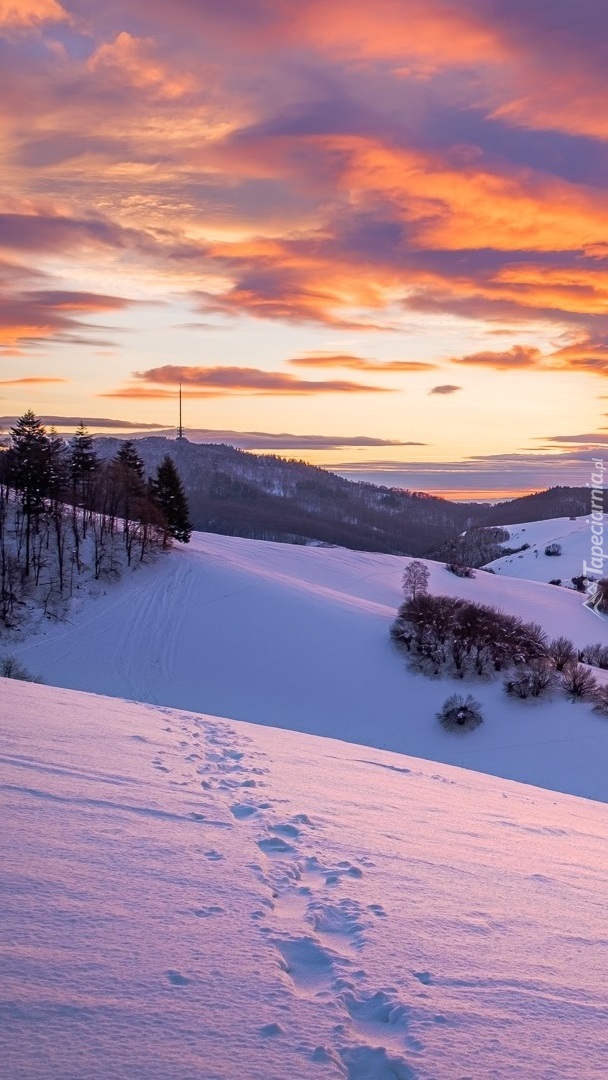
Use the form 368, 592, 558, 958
402, 559, 430, 600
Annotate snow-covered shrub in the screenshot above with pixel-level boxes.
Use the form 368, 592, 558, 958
578, 643, 608, 669
504, 661, 556, 699
0, 654, 39, 682
437, 693, 483, 733
548, 636, 576, 671
592, 685, 608, 716
544, 543, 562, 556
560, 663, 598, 701
445, 563, 475, 578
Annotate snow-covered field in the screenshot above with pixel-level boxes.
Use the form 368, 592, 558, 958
9, 530, 608, 801
485, 516, 594, 584
2, 679, 608, 1080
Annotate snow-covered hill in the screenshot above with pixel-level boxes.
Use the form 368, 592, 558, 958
2, 679, 608, 1080
485, 516, 593, 584
10, 532, 608, 801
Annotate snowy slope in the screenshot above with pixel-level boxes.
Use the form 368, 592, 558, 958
2, 680, 608, 1080
10, 531, 608, 802
485, 516, 595, 584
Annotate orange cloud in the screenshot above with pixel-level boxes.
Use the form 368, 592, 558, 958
0, 376, 67, 385
288, 353, 435, 371
87, 32, 198, 101
332, 136, 608, 253
0, 0, 66, 28
289, 0, 507, 68
121, 364, 393, 396
452, 345, 542, 370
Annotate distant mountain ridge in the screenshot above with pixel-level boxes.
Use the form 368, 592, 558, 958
95, 436, 591, 557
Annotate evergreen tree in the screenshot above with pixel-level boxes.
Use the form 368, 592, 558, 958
113, 441, 146, 564
6, 410, 52, 575
69, 423, 99, 504
48, 428, 69, 503
116, 440, 145, 481
152, 455, 192, 544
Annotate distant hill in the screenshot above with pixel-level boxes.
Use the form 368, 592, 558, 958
94, 437, 591, 557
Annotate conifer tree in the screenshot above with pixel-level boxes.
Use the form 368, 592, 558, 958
70, 423, 99, 504
7, 410, 52, 575
152, 455, 192, 544
113, 441, 146, 564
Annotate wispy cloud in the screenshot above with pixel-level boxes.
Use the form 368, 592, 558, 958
288, 353, 435, 372
119, 364, 394, 395
0, 414, 165, 430
429, 384, 462, 395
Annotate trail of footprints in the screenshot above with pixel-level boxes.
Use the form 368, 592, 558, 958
160, 712, 422, 1079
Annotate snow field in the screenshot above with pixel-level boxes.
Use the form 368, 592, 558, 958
2, 680, 608, 1079
10, 530, 608, 801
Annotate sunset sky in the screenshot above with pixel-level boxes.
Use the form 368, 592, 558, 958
1, 0, 607, 498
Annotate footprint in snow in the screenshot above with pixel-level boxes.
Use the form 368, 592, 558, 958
230, 803, 258, 819
259, 1022, 283, 1037
193, 905, 224, 918
257, 836, 294, 854
339, 1045, 415, 1079
165, 970, 190, 986
273, 935, 341, 988
306, 898, 368, 948
339, 987, 411, 1030
204, 849, 224, 861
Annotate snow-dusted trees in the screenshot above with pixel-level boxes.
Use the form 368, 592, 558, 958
391, 594, 547, 678
402, 559, 430, 600
0, 412, 191, 628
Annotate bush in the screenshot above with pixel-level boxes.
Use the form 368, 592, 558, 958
503, 661, 556, 699
571, 575, 587, 592
549, 636, 576, 671
0, 654, 39, 682
437, 693, 484, 733
560, 663, 598, 700
578, 643, 608, 669
445, 563, 475, 578
548, 579, 562, 586
592, 684, 608, 716
545, 543, 562, 556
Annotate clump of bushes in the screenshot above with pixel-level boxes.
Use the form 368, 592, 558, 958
545, 543, 562, 556
549, 579, 562, 586
391, 594, 547, 678
0, 654, 40, 682
593, 685, 608, 716
504, 661, 556, 699
578, 643, 608, 669
437, 693, 483, 733
560, 663, 598, 701
445, 563, 475, 578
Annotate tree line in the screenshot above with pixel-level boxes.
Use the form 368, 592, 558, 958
0, 411, 191, 626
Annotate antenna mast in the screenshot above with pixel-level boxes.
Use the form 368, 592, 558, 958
177, 382, 183, 440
